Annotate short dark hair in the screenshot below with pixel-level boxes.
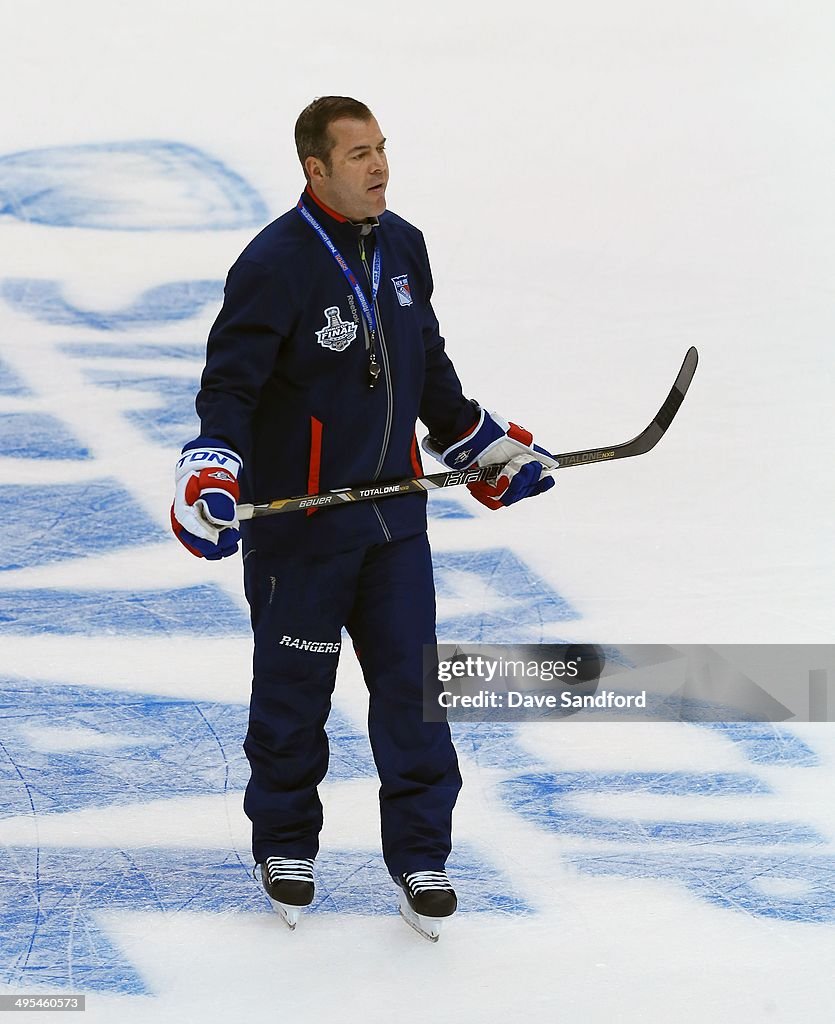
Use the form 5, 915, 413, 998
295, 96, 374, 179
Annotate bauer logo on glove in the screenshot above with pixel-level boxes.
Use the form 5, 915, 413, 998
422, 408, 557, 510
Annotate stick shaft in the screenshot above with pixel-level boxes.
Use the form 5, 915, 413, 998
237, 346, 698, 521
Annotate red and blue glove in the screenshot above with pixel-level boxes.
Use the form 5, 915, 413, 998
170, 440, 243, 558
422, 409, 557, 510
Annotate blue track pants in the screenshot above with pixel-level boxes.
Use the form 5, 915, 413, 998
242, 531, 461, 874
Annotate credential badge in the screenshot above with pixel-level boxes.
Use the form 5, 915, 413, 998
391, 274, 413, 307
316, 306, 358, 352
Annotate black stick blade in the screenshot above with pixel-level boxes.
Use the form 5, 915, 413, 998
554, 346, 698, 468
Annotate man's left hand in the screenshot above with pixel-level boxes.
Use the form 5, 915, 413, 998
422, 407, 557, 511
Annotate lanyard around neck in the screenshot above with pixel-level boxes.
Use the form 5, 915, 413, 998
296, 198, 381, 340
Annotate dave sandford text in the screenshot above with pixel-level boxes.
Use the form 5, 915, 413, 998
435, 654, 646, 710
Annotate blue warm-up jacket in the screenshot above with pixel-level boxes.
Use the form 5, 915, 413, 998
194, 188, 477, 555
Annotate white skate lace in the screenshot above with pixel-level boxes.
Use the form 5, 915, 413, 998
264, 857, 315, 884
403, 870, 453, 896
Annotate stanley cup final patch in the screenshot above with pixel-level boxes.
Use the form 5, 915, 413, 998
391, 274, 413, 306
316, 305, 358, 352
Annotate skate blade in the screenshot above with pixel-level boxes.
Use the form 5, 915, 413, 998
267, 896, 302, 930
398, 892, 444, 943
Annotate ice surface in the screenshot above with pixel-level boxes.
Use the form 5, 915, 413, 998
1, 1, 834, 1021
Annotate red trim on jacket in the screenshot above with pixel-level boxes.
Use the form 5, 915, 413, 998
304, 184, 349, 223
307, 416, 323, 516
409, 433, 423, 478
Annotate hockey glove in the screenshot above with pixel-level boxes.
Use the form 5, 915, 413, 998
466, 454, 555, 509
171, 440, 243, 559
422, 409, 557, 510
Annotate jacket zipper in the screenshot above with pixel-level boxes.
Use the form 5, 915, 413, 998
359, 234, 393, 541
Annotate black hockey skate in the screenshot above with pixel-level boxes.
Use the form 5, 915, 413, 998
394, 870, 457, 942
258, 857, 315, 930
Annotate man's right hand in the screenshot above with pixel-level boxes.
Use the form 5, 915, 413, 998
171, 441, 243, 559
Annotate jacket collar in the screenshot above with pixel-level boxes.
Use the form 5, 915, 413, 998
302, 185, 379, 238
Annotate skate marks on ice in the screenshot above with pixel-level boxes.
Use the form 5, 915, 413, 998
433, 548, 579, 644
0, 356, 31, 395
0, 481, 165, 572
570, 851, 835, 924
701, 722, 819, 767
0, 540, 570, 643
0, 472, 249, 633
0, 585, 249, 636
1, 845, 528, 995
0, 679, 527, 995
500, 726, 835, 924
0, 414, 91, 461
2, 683, 832, 994
0, 141, 268, 231
0, 475, 247, 635
501, 770, 821, 845
0, 680, 379, 821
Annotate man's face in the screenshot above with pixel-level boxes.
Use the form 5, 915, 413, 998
308, 116, 388, 221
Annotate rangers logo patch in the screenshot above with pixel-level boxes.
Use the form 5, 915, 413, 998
316, 306, 358, 352
391, 274, 413, 306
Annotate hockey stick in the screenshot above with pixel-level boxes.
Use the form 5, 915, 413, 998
237, 346, 698, 521
553, 344, 698, 467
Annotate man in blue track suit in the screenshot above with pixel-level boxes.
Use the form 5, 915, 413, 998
171, 96, 555, 939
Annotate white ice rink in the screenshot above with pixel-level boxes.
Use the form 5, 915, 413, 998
1, 1, 834, 1021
